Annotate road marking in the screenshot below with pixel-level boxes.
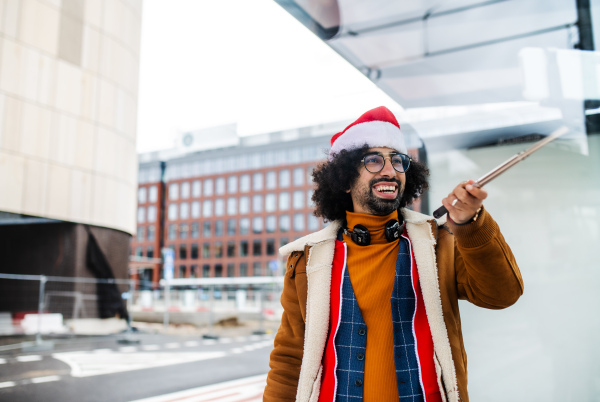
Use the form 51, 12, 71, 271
0, 381, 16, 388
119, 346, 138, 353
184, 341, 198, 347
165, 342, 180, 349
142, 345, 160, 351
30, 376, 60, 384
219, 338, 232, 344
234, 336, 247, 342
16, 355, 42, 362
53, 351, 226, 378
249, 335, 261, 341
230, 348, 244, 354
202, 340, 217, 346
129, 374, 266, 402
0, 358, 6, 364
93, 348, 113, 354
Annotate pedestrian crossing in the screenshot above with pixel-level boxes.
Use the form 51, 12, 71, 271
130, 374, 267, 402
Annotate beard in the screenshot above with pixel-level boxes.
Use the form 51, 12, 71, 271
355, 178, 403, 216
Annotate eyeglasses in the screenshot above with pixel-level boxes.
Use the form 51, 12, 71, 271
360, 152, 411, 173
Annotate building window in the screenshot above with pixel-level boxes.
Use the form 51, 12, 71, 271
266, 239, 275, 255
181, 182, 190, 198
191, 201, 200, 218
138, 187, 147, 203
191, 244, 199, 259
149, 185, 158, 202
253, 262, 262, 276
227, 219, 236, 235
215, 220, 224, 236
215, 199, 225, 216
147, 246, 154, 258
252, 195, 263, 213
265, 193, 276, 212
240, 240, 248, 257
179, 244, 187, 259
279, 169, 290, 188
216, 177, 225, 195
280, 215, 290, 232
306, 166, 314, 185
228, 176, 237, 193
307, 189, 314, 207
253, 172, 263, 191
191, 222, 199, 238
293, 191, 304, 209
227, 198, 236, 215
266, 171, 276, 189
202, 243, 210, 258
240, 218, 249, 235
203, 179, 213, 196
168, 224, 177, 240
203, 221, 211, 237
279, 192, 290, 211
239, 263, 248, 276
252, 217, 263, 234
308, 215, 319, 231
215, 264, 223, 277
294, 213, 305, 231
240, 174, 250, 192
168, 204, 178, 220
180, 223, 188, 239
253, 239, 262, 256
192, 180, 201, 197
180, 202, 189, 219
266, 215, 276, 233
203, 200, 212, 217
280, 238, 289, 248
190, 265, 197, 278
227, 241, 236, 257
169, 183, 179, 200
136, 227, 144, 242
202, 264, 210, 277
178, 265, 186, 278
239, 196, 250, 214
148, 225, 155, 241
293, 167, 304, 186
135, 246, 143, 256
214, 242, 223, 258
227, 263, 235, 277
137, 207, 146, 223
147, 205, 156, 222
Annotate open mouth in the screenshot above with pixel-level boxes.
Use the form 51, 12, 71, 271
373, 183, 398, 198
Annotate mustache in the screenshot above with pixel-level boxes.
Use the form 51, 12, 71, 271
369, 178, 402, 188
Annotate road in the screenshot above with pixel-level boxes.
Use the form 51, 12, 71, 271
0, 332, 272, 402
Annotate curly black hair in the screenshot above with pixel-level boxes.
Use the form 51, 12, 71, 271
311, 145, 429, 222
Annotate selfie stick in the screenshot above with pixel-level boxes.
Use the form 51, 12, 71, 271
432, 125, 569, 219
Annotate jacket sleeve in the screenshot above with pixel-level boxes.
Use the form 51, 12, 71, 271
263, 251, 307, 402
446, 207, 524, 309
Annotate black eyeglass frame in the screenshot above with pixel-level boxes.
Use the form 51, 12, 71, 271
360, 152, 412, 173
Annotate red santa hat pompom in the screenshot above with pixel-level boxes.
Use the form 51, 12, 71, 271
328, 106, 406, 160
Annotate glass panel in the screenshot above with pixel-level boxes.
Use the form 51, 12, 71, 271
308, 215, 319, 231
179, 223, 188, 239
202, 264, 210, 277
266, 239, 275, 255
279, 192, 290, 210
137, 207, 145, 223
252, 195, 263, 213
265, 193, 276, 212
202, 200, 212, 217
168, 204, 178, 220
192, 180, 201, 197
266, 215, 276, 233
240, 174, 250, 192
293, 191, 304, 209
227, 241, 235, 257
181, 182, 190, 198
227, 197, 237, 215
179, 244, 187, 259
227, 263, 235, 277
253, 172, 263, 191
228, 176, 237, 193
266, 171, 276, 189
239, 196, 250, 214
169, 183, 179, 200
240, 218, 249, 235
149, 185, 158, 202
180, 202, 189, 219
279, 215, 290, 232
214, 242, 223, 258
227, 219, 236, 235
203, 221, 211, 237
293, 213, 305, 231
216, 177, 225, 195
168, 224, 177, 240
191, 244, 198, 259
215, 220, 223, 236
147, 225, 155, 241
293, 167, 304, 186
202, 243, 210, 258
239, 263, 247, 277
215, 199, 225, 216
253, 262, 262, 276
240, 241, 248, 257
252, 216, 263, 234
203, 179, 213, 196
253, 239, 262, 256
136, 227, 144, 242
279, 169, 290, 188
191, 222, 199, 238
147, 206, 156, 222
191, 201, 201, 218
138, 187, 147, 203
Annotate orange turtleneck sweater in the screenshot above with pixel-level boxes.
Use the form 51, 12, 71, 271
343, 210, 401, 402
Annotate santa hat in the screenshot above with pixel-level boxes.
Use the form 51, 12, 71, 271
329, 106, 406, 160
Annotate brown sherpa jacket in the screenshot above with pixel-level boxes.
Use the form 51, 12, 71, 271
264, 207, 523, 402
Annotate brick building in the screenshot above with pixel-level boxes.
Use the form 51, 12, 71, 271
131, 121, 424, 287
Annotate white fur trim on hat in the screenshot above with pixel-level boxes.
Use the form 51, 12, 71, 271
328, 120, 406, 160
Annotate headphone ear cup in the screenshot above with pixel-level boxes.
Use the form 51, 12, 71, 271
351, 224, 370, 246
384, 220, 400, 242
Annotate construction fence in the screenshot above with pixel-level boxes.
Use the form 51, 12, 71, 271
0, 273, 284, 350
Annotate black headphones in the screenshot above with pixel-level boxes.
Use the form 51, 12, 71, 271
343, 219, 403, 246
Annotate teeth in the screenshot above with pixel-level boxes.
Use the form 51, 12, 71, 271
375, 185, 396, 193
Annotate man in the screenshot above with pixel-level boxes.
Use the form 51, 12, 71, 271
263, 106, 523, 402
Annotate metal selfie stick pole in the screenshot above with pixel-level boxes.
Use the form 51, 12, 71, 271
432, 126, 569, 219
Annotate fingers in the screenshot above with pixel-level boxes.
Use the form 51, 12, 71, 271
441, 179, 487, 224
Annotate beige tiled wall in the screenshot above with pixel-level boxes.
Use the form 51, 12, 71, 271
0, 0, 142, 234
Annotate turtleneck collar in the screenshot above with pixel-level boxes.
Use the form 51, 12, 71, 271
345, 210, 401, 245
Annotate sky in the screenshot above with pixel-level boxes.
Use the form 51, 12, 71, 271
135, 0, 399, 153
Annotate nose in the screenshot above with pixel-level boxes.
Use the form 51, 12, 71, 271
380, 156, 396, 177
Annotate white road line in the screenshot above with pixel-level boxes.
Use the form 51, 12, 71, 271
119, 346, 138, 353
234, 336, 247, 342
184, 341, 199, 347
165, 343, 180, 349
0, 381, 16, 388
30, 376, 61, 384
202, 340, 217, 346
230, 348, 244, 354
142, 345, 160, 351
219, 338, 232, 344
249, 335, 261, 341
16, 355, 42, 362
93, 349, 113, 354
0, 358, 6, 364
